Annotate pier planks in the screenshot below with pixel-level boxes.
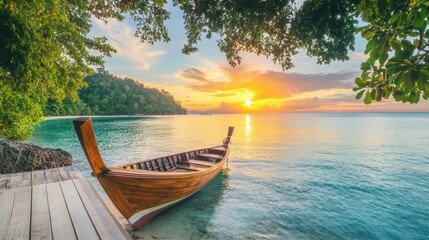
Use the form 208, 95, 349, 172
0, 166, 130, 240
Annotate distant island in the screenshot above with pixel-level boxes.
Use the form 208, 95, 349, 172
44, 71, 186, 116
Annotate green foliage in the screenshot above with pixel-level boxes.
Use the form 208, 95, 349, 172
0, 81, 43, 140
174, 0, 359, 69
353, 0, 429, 104
0, 0, 116, 140
44, 72, 186, 116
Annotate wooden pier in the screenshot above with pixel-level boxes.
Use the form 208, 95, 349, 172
0, 167, 131, 240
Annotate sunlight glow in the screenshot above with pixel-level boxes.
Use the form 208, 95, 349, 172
245, 99, 254, 107
245, 114, 252, 138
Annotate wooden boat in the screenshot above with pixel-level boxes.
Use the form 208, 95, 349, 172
72, 117, 234, 229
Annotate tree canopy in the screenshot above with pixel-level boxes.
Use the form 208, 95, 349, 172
0, 0, 115, 139
1, 0, 428, 139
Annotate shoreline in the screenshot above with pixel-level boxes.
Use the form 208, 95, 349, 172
44, 115, 161, 121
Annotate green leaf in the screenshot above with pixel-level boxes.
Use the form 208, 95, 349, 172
370, 89, 377, 100
370, 49, 380, 60
361, 62, 371, 71
423, 83, 429, 99
386, 65, 397, 76
361, 70, 369, 81
422, 8, 428, 18
383, 88, 391, 99
379, 53, 389, 66
393, 72, 405, 85
390, 39, 402, 51
401, 39, 415, 53
406, 9, 417, 24
389, 13, 399, 24
409, 89, 420, 103
413, 11, 426, 30
395, 50, 412, 59
364, 91, 372, 104
392, 90, 404, 101
365, 39, 377, 54
356, 89, 366, 100
363, 29, 376, 39
404, 72, 414, 89
413, 39, 420, 48
355, 77, 366, 87
376, 88, 383, 101
366, 57, 375, 66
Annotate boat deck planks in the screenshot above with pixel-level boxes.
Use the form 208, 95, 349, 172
0, 167, 131, 240
187, 159, 215, 167
197, 153, 224, 159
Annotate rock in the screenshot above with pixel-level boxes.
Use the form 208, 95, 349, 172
0, 140, 73, 174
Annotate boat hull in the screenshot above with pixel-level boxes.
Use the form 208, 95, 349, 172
72, 117, 233, 229
97, 152, 228, 228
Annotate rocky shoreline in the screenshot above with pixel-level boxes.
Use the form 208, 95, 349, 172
0, 139, 73, 174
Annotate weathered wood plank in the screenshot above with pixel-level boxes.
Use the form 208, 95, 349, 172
60, 180, 99, 240
46, 182, 76, 240
31, 170, 47, 185
45, 168, 62, 183
67, 166, 83, 179
31, 184, 52, 240
0, 189, 15, 238
188, 159, 215, 167
197, 153, 224, 159
58, 167, 71, 181
210, 146, 227, 152
1, 167, 129, 240
0, 174, 11, 190
73, 178, 130, 240
7, 171, 31, 189
5, 187, 31, 240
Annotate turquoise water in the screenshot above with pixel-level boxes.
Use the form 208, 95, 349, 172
29, 114, 429, 239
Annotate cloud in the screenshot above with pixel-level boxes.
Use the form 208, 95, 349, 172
178, 65, 357, 101
178, 67, 210, 83
91, 18, 166, 70
212, 92, 237, 97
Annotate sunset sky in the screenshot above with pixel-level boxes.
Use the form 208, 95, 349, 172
90, 8, 429, 113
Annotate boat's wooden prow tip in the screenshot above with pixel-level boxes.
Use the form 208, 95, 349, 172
73, 116, 108, 176
228, 126, 234, 136
223, 126, 235, 146
73, 116, 91, 125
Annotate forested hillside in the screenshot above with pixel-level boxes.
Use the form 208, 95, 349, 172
44, 73, 186, 116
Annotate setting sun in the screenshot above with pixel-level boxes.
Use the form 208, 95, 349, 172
244, 99, 254, 107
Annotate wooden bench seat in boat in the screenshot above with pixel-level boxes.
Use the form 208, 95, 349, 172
197, 153, 224, 160
166, 165, 208, 172
177, 165, 208, 171
210, 146, 228, 152
187, 159, 215, 167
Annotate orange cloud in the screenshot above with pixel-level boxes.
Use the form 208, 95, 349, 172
178, 65, 356, 101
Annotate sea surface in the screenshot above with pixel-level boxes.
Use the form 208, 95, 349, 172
29, 114, 429, 239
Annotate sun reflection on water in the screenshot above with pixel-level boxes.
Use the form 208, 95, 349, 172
245, 114, 252, 137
